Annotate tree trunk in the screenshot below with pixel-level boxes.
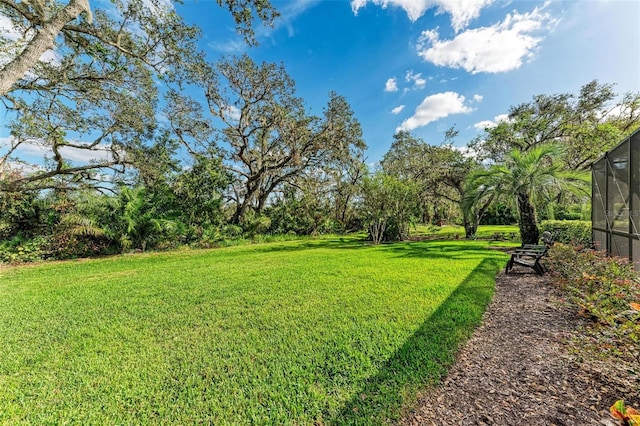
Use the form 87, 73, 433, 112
369, 218, 386, 244
517, 192, 539, 245
231, 180, 261, 224
461, 191, 494, 239
463, 215, 477, 239
231, 200, 250, 224
0, 0, 91, 97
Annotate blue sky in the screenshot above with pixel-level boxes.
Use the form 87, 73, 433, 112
1, 0, 639, 166
183, 0, 639, 163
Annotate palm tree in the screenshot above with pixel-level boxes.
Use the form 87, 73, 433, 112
111, 186, 181, 252
465, 145, 590, 244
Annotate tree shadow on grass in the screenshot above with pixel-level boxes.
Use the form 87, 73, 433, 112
247, 237, 509, 263
328, 257, 503, 425
244, 236, 372, 254
384, 241, 510, 262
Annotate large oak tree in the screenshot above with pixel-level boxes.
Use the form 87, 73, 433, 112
0, 0, 278, 96
196, 54, 365, 224
0, 0, 277, 192
472, 80, 640, 169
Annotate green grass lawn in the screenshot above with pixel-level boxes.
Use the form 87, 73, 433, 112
412, 224, 520, 241
0, 237, 508, 424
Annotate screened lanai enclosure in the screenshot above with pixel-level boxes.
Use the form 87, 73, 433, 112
592, 128, 640, 268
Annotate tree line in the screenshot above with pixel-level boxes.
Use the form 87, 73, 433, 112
1, 0, 639, 260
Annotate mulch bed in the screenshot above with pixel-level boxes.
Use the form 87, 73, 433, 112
402, 267, 640, 426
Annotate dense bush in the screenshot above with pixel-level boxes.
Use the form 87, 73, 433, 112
46, 233, 114, 260
0, 187, 44, 240
538, 203, 589, 221
545, 244, 640, 369
0, 235, 47, 264
539, 220, 592, 246
479, 203, 517, 225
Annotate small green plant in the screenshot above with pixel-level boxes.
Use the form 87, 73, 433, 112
0, 235, 47, 263
610, 400, 640, 425
545, 244, 640, 366
539, 220, 592, 246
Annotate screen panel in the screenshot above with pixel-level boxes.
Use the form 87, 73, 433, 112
592, 158, 607, 229
611, 234, 630, 259
592, 129, 640, 269
631, 132, 640, 236
608, 141, 629, 232
593, 230, 607, 252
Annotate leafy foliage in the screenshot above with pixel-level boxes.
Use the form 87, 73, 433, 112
466, 145, 590, 244
479, 203, 517, 225
381, 130, 476, 232
361, 172, 419, 243
0, 180, 42, 239
545, 244, 640, 368
539, 220, 592, 246
472, 80, 640, 168
0, 235, 47, 263
610, 400, 640, 426
197, 54, 366, 224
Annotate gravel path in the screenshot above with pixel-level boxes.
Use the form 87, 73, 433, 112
402, 269, 639, 426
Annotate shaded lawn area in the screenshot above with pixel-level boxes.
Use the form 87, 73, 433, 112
0, 238, 508, 424
412, 224, 520, 240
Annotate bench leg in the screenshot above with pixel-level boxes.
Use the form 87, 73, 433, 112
533, 261, 544, 276
505, 257, 514, 274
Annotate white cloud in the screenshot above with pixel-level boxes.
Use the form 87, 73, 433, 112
38, 49, 61, 67
0, 15, 21, 42
417, 6, 558, 74
391, 105, 405, 114
405, 70, 426, 89
222, 105, 241, 121
60, 144, 114, 164
254, 0, 321, 42
473, 120, 495, 131
450, 144, 479, 159
473, 113, 509, 130
473, 94, 483, 102
214, 0, 314, 48
350, 0, 494, 31
396, 91, 473, 132
351, 0, 427, 21
140, 0, 174, 16
1, 136, 47, 158
0, 16, 59, 69
208, 38, 248, 53
385, 77, 398, 92
1, 136, 114, 165
278, 0, 321, 25
439, 0, 496, 32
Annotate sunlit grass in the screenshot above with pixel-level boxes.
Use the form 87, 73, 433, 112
0, 237, 508, 424
412, 224, 520, 241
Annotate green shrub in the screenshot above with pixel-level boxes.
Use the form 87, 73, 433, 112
0, 235, 47, 264
46, 233, 114, 259
222, 224, 243, 239
540, 220, 592, 246
240, 213, 272, 237
545, 243, 640, 368
491, 232, 505, 241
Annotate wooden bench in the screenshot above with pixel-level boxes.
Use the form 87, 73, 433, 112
505, 232, 554, 276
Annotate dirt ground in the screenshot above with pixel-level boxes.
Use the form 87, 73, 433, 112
402, 267, 640, 426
